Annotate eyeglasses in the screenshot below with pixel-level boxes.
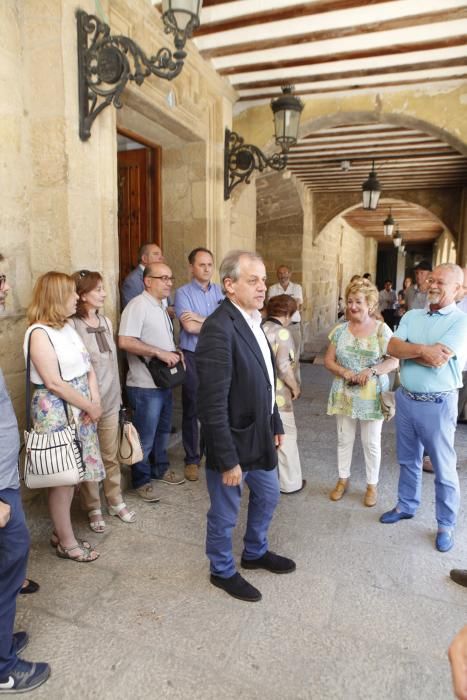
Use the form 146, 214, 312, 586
0, 275, 6, 288
79, 270, 90, 278
147, 275, 175, 283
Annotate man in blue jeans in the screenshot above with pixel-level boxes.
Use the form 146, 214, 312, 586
174, 248, 223, 482
119, 262, 185, 502
380, 263, 467, 552
0, 261, 50, 693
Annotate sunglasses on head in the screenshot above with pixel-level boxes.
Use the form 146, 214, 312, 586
79, 270, 90, 278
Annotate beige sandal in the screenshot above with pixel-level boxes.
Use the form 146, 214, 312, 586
88, 509, 105, 533
50, 531, 92, 550
56, 542, 99, 562
108, 502, 136, 523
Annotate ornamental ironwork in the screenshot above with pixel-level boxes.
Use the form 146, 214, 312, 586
224, 129, 287, 200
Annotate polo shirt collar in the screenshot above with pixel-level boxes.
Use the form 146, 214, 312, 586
426, 302, 457, 316
142, 290, 164, 308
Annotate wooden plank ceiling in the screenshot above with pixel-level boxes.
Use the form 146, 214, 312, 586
154, 1, 467, 241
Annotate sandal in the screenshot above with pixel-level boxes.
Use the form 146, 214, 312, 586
56, 542, 100, 562
108, 502, 136, 523
50, 532, 92, 550
88, 509, 105, 533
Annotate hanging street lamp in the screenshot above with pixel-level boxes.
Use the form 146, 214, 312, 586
362, 160, 381, 210
383, 207, 395, 237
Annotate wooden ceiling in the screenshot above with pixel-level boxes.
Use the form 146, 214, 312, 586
344, 198, 443, 245
193, 0, 467, 106
153, 1, 467, 240
285, 122, 467, 193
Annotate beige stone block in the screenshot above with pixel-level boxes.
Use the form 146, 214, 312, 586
30, 119, 67, 186
191, 181, 206, 220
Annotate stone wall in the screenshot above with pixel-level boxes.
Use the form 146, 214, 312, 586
0, 0, 237, 419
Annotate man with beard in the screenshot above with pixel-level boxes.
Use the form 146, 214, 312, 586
380, 264, 467, 553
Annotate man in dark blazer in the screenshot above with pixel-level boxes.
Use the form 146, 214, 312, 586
196, 250, 296, 602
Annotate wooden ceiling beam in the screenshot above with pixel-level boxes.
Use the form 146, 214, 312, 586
221, 36, 467, 75
237, 73, 467, 100
237, 57, 467, 91
202, 8, 467, 59
196, 0, 391, 36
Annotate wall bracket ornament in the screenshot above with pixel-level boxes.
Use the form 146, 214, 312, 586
77, 10, 191, 141
224, 129, 287, 200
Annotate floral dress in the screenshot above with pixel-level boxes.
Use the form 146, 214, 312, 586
327, 321, 392, 420
25, 324, 104, 481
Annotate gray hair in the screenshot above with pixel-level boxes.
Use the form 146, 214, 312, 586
219, 250, 264, 294
434, 263, 464, 284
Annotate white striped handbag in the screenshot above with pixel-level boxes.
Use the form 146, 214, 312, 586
23, 328, 86, 489
24, 423, 86, 488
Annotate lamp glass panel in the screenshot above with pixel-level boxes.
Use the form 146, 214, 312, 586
274, 109, 300, 145
162, 0, 201, 30
384, 222, 394, 237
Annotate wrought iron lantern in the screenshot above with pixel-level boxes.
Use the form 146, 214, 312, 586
362, 160, 381, 210
224, 86, 304, 200
393, 226, 402, 248
383, 208, 395, 237
77, 2, 202, 141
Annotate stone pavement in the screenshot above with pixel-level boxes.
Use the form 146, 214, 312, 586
17, 364, 466, 699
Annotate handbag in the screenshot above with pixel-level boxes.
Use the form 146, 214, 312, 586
139, 355, 186, 389
118, 407, 143, 466
23, 328, 86, 489
378, 382, 396, 422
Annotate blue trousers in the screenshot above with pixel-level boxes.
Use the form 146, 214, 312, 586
126, 386, 172, 489
181, 351, 200, 466
395, 388, 460, 529
206, 468, 280, 578
0, 488, 30, 678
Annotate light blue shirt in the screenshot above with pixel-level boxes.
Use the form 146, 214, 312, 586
394, 303, 467, 392
0, 369, 20, 491
174, 280, 223, 352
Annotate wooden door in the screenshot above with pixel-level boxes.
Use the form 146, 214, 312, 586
117, 143, 161, 287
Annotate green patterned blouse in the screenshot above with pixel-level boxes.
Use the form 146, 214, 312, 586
327, 321, 392, 420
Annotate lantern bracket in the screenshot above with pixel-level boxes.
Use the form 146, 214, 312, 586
224, 129, 287, 200
77, 10, 187, 141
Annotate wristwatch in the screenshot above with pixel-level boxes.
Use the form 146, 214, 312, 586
370, 367, 378, 377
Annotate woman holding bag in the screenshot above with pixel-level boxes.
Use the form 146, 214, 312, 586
24, 272, 104, 561
71, 270, 136, 532
324, 277, 398, 507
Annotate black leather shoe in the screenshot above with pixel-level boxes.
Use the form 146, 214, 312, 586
450, 569, 467, 587
210, 572, 262, 602
19, 579, 40, 595
241, 550, 296, 574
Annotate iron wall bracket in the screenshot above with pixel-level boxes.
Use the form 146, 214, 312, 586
77, 10, 185, 141
224, 128, 287, 200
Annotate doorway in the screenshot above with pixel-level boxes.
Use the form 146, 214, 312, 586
117, 130, 162, 289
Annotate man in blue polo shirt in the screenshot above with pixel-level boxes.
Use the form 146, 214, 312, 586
380, 263, 467, 552
174, 248, 223, 482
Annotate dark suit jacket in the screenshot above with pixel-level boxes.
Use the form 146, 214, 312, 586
121, 267, 144, 309
195, 298, 283, 473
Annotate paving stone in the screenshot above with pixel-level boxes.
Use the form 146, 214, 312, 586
15, 364, 466, 699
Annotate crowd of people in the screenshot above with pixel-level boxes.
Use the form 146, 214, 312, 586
1, 247, 467, 694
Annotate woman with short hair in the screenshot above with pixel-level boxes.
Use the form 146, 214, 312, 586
71, 270, 136, 532
324, 278, 398, 506
24, 272, 104, 561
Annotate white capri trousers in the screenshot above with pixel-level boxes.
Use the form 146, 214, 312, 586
336, 415, 383, 485
278, 410, 303, 493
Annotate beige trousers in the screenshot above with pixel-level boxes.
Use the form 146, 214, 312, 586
80, 412, 123, 512
277, 410, 303, 493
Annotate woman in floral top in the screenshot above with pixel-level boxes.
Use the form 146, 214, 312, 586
324, 278, 398, 506
263, 294, 305, 494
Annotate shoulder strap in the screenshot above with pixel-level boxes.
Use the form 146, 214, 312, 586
26, 326, 72, 431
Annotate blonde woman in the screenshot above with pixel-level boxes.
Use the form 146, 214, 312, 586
24, 272, 104, 561
71, 270, 136, 531
324, 278, 398, 506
